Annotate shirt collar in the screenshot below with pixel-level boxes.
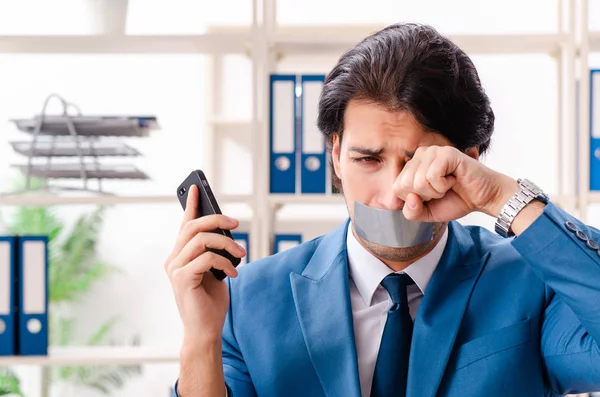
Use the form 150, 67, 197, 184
346, 222, 448, 307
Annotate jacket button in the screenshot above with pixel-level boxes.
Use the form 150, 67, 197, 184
587, 239, 600, 250
565, 221, 578, 232
576, 230, 589, 242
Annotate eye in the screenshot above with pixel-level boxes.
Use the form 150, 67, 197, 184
352, 156, 380, 164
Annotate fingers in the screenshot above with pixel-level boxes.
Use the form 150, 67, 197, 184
168, 231, 246, 276
180, 184, 199, 231
402, 192, 434, 222
393, 157, 424, 202
171, 250, 238, 289
413, 156, 441, 201
171, 214, 239, 261
393, 146, 457, 202
427, 157, 456, 194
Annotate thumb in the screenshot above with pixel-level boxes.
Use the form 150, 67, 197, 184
403, 193, 434, 222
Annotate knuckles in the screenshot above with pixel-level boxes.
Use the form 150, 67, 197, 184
413, 174, 429, 191
399, 173, 413, 190
182, 214, 225, 235
171, 266, 184, 284
202, 251, 221, 266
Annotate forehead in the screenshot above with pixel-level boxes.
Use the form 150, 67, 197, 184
342, 99, 449, 148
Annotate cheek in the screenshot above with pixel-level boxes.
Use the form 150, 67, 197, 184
340, 160, 382, 204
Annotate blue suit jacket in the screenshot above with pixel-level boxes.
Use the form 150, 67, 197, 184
176, 202, 600, 397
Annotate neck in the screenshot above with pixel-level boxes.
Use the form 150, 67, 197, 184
382, 248, 433, 272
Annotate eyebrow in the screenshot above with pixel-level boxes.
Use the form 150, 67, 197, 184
348, 146, 414, 159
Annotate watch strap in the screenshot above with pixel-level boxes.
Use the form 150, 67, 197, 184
494, 179, 548, 237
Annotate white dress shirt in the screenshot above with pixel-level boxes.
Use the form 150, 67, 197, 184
347, 224, 449, 397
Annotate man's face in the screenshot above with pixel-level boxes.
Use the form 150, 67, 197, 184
332, 99, 453, 262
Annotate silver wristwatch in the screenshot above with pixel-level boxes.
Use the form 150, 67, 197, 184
494, 178, 549, 238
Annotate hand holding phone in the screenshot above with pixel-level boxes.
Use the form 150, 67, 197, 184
175, 170, 244, 281
163, 171, 246, 353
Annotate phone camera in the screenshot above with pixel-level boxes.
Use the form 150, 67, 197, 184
178, 186, 187, 196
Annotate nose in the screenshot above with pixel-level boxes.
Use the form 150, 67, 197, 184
379, 189, 404, 212
378, 169, 405, 212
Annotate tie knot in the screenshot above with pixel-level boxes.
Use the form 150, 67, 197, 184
381, 273, 414, 304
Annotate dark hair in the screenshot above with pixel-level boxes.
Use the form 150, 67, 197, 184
317, 22, 495, 191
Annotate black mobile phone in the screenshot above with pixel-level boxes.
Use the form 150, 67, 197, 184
176, 170, 241, 281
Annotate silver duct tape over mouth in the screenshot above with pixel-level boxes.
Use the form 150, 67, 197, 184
353, 201, 436, 248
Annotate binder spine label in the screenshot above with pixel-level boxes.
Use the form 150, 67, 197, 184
0, 242, 10, 316
22, 241, 46, 315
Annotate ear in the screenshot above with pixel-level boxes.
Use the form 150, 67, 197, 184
332, 134, 342, 179
465, 146, 479, 161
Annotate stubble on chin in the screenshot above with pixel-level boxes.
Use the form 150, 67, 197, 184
357, 222, 447, 262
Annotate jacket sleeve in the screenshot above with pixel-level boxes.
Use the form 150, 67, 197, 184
511, 202, 600, 395
221, 277, 258, 397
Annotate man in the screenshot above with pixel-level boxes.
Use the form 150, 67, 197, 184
165, 23, 600, 397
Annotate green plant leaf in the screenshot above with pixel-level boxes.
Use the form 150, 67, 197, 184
87, 316, 120, 346
71, 363, 143, 395
0, 368, 24, 396
3, 172, 142, 395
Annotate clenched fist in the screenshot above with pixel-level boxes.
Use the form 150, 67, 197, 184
392, 145, 519, 222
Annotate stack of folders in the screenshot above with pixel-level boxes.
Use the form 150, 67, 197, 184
269, 73, 341, 195
0, 235, 49, 357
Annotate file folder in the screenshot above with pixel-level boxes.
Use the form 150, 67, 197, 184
274, 234, 302, 254
17, 236, 48, 356
300, 74, 327, 194
270, 74, 298, 194
232, 232, 250, 266
591, 69, 600, 191
0, 236, 17, 356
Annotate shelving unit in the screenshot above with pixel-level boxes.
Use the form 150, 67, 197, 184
0, 193, 252, 207
274, 29, 571, 55
0, 346, 179, 367
0, 0, 584, 258
0, 32, 252, 54
0, 2, 597, 397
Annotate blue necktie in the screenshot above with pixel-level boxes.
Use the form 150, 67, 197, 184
371, 273, 415, 397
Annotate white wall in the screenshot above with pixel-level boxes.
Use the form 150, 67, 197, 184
0, 1, 599, 396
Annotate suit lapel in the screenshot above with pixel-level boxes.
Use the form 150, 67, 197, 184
406, 221, 490, 397
290, 220, 362, 397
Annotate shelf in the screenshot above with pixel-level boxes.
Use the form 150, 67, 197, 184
209, 117, 253, 128
268, 194, 345, 206
586, 192, 600, 203
0, 193, 251, 207
10, 140, 141, 157
0, 26, 573, 56
272, 25, 570, 56
11, 163, 150, 180
0, 33, 251, 54
0, 346, 179, 366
